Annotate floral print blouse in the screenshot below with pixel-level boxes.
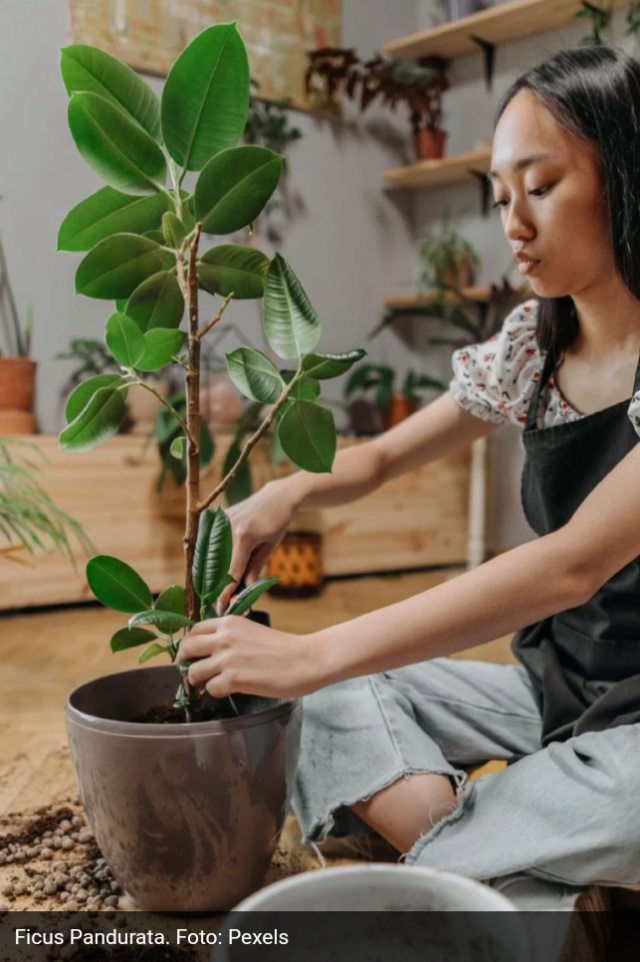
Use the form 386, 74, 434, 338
449, 299, 640, 434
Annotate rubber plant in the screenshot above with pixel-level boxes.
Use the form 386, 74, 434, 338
57, 23, 364, 721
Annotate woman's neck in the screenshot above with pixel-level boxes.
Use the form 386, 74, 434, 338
571, 279, 640, 358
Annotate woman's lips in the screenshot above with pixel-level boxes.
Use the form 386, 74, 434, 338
516, 257, 541, 275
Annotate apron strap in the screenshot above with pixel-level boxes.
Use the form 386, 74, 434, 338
525, 350, 556, 431
634, 335, 640, 395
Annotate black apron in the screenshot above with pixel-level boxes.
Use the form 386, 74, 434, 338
512, 348, 640, 745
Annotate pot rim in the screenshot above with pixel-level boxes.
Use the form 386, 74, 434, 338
66, 665, 300, 738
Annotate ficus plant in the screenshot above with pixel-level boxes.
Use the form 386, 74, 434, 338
57, 23, 365, 720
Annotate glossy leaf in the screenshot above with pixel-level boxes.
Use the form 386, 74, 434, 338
105, 312, 145, 367
263, 253, 320, 360
161, 23, 250, 171
155, 584, 185, 615
68, 92, 166, 195
110, 626, 157, 653
87, 555, 153, 613
198, 245, 269, 299
223, 439, 252, 506
281, 371, 321, 401
125, 272, 184, 332
75, 234, 164, 299
139, 643, 170, 664
226, 347, 283, 403
136, 328, 186, 371
64, 373, 125, 423
58, 188, 171, 252
162, 212, 187, 248
302, 349, 366, 380
60, 44, 161, 139
59, 385, 127, 451
278, 399, 336, 473
195, 145, 283, 234
129, 609, 194, 632
169, 436, 185, 459
193, 507, 233, 601
227, 577, 279, 615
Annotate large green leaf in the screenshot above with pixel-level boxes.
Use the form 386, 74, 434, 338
136, 328, 186, 371
161, 23, 250, 171
227, 578, 279, 615
193, 507, 233, 601
198, 245, 269, 299
87, 555, 153, 613
226, 347, 283, 403
68, 92, 166, 195
59, 385, 128, 451
156, 584, 185, 615
110, 626, 158, 653
125, 272, 185, 332
64, 373, 126, 423
75, 234, 164, 299
263, 254, 320, 360
195, 145, 283, 234
129, 609, 194, 632
278, 400, 336, 473
223, 439, 252, 506
302, 349, 367, 380
58, 188, 171, 252
106, 312, 145, 367
61, 44, 161, 140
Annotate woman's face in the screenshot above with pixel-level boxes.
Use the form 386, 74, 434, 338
490, 89, 612, 299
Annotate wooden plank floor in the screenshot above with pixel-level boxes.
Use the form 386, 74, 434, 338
0, 568, 513, 817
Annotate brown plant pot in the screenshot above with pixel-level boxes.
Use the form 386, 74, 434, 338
441, 253, 475, 290
0, 357, 37, 433
66, 665, 302, 911
266, 531, 324, 597
382, 395, 418, 431
414, 129, 447, 161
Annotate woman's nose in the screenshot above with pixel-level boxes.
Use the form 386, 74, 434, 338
504, 200, 535, 244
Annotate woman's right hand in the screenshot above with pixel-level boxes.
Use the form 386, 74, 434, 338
217, 481, 296, 611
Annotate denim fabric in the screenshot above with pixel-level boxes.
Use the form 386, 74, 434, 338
291, 657, 640, 889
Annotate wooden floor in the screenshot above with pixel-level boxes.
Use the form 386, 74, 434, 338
0, 568, 514, 817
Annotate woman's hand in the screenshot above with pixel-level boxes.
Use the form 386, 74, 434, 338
217, 481, 296, 611
176, 616, 329, 699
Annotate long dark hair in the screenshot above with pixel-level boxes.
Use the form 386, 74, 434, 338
495, 46, 640, 364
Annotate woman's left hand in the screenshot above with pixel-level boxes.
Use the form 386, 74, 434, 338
176, 616, 327, 699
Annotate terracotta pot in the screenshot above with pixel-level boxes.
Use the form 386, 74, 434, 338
66, 664, 301, 911
0, 357, 37, 434
414, 128, 447, 161
266, 531, 324, 597
441, 252, 475, 290
382, 395, 418, 431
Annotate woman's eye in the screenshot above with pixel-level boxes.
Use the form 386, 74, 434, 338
529, 185, 550, 197
492, 199, 508, 209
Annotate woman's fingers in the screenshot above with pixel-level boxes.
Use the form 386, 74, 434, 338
244, 542, 276, 586
187, 654, 222, 687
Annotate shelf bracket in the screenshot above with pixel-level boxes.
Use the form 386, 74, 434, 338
469, 169, 492, 218
470, 35, 496, 91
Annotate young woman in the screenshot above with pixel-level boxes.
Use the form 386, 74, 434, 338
178, 46, 640, 889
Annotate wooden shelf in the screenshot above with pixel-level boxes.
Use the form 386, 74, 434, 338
382, 146, 491, 190
382, 0, 629, 61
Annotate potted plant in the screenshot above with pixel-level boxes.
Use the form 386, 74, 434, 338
0, 204, 36, 435
345, 363, 444, 431
0, 437, 91, 562
575, 0, 640, 46
57, 24, 364, 911
418, 210, 480, 294
306, 48, 450, 161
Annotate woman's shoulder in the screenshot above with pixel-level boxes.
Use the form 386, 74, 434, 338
450, 298, 543, 426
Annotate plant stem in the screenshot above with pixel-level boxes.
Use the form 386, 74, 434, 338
128, 379, 194, 442
184, 224, 202, 621
197, 374, 300, 513
0, 235, 24, 356
196, 292, 235, 342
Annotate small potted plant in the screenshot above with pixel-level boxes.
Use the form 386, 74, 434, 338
418, 209, 480, 295
345, 362, 444, 431
306, 48, 450, 161
0, 204, 36, 434
57, 24, 364, 912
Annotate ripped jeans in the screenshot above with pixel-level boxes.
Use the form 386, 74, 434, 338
290, 658, 640, 889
